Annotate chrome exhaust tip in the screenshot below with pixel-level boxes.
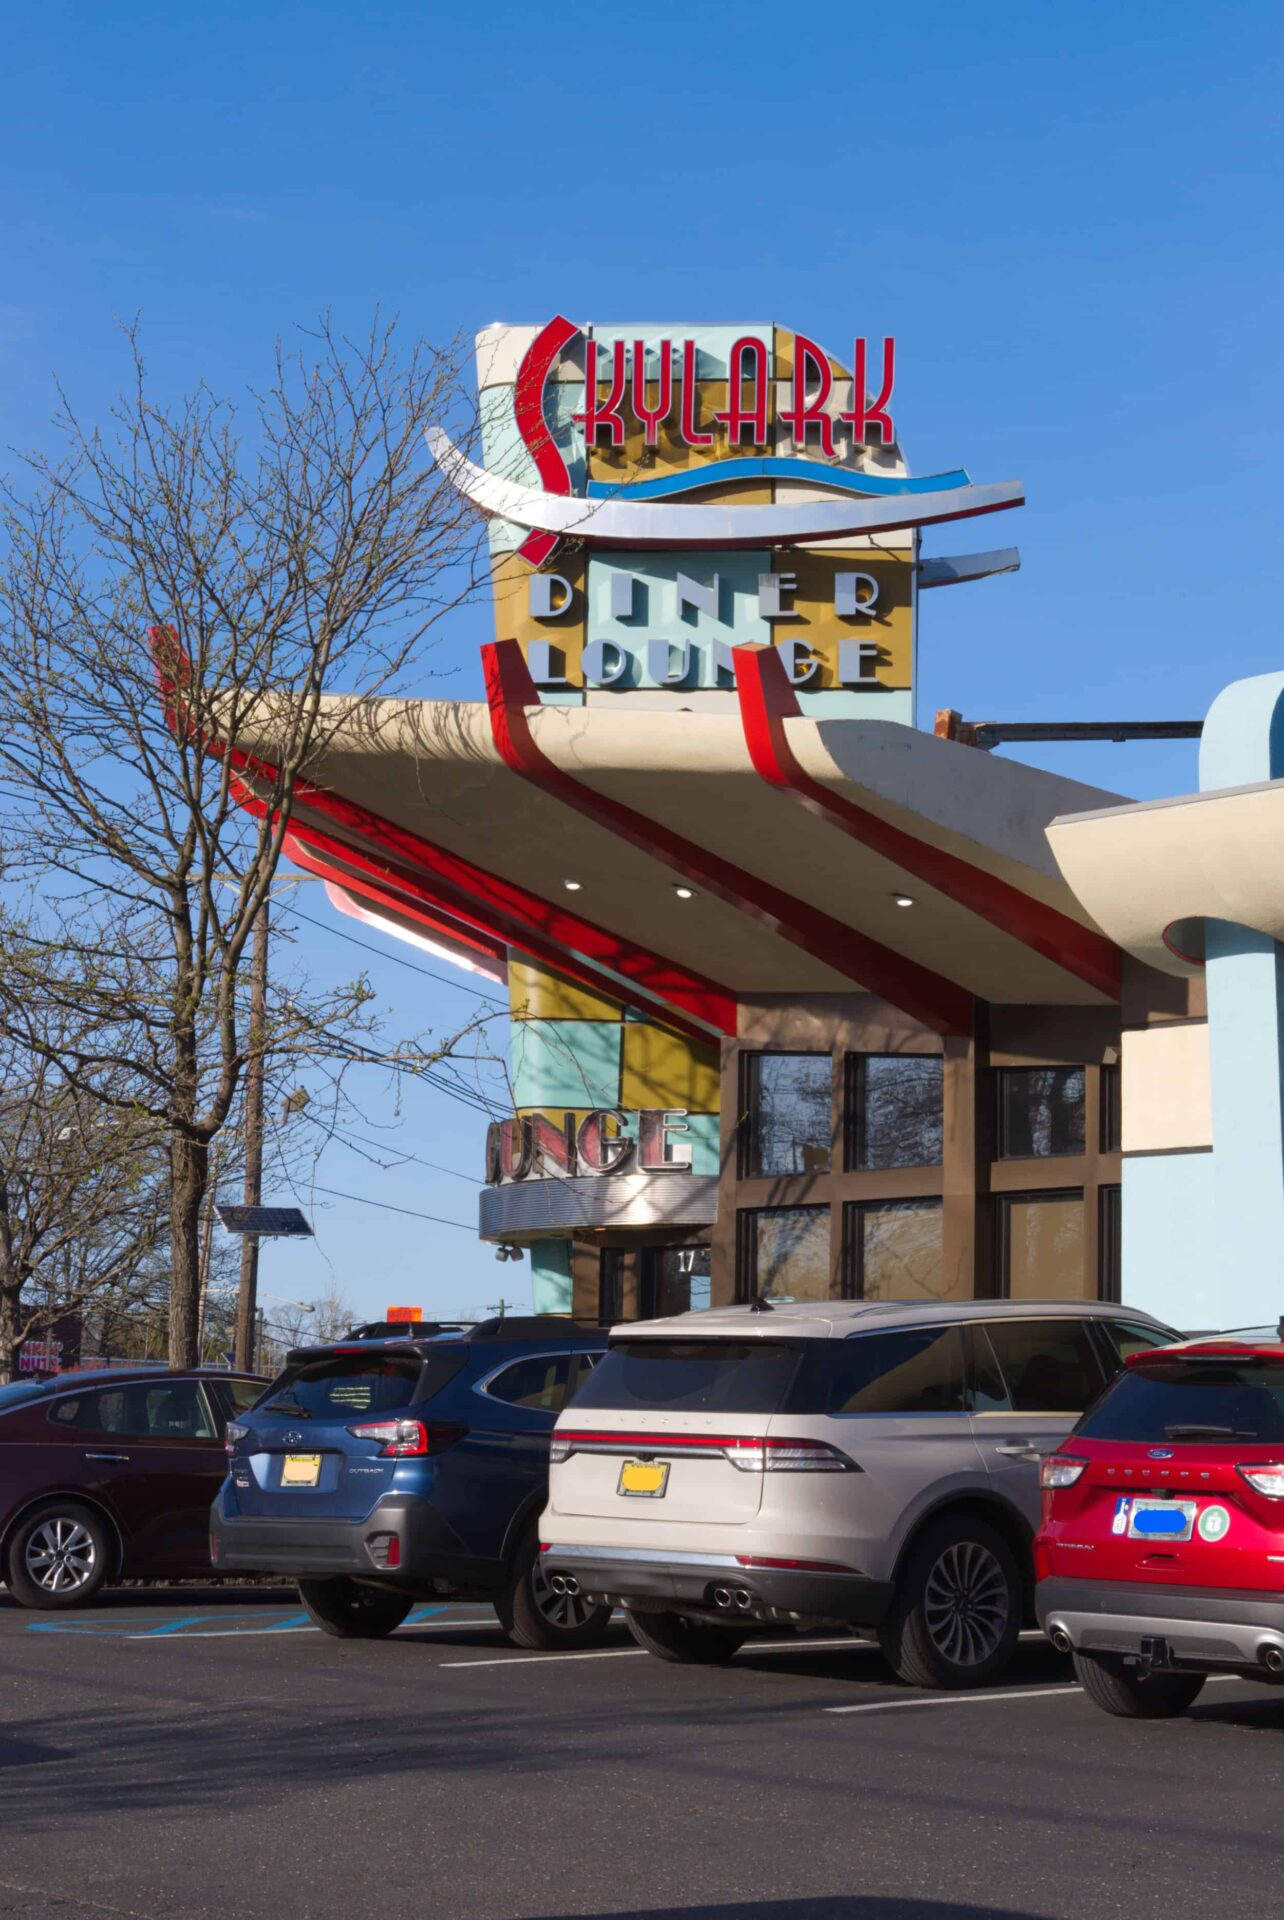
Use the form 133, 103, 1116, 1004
711, 1586, 733, 1609
548, 1573, 568, 1595
1049, 1626, 1073, 1654
1261, 1644, 1284, 1674
561, 1575, 580, 1597
733, 1588, 753, 1610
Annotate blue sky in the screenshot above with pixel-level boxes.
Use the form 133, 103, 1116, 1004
4, 1, 1281, 1327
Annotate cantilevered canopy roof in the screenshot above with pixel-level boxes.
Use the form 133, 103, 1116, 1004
225, 654, 1128, 1040
1048, 778, 1284, 975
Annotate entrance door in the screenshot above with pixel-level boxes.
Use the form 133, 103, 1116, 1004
640, 1246, 712, 1319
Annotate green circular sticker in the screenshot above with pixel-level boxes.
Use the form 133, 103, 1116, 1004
1198, 1505, 1231, 1542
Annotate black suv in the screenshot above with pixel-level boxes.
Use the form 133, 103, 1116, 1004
211, 1318, 610, 1648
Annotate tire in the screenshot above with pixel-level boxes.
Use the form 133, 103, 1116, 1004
494, 1535, 613, 1651
623, 1608, 747, 1665
5, 1501, 113, 1610
879, 1515, 1021, 1689
297, 1576, 414, 1639
1073, 1649, 1206, 1719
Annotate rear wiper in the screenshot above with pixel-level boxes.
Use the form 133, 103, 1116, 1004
265, 1397, 309, 1417
1164, 1423, 1256, 1439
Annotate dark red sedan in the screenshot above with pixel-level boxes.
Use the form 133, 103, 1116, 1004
0, 1365, 264, 1609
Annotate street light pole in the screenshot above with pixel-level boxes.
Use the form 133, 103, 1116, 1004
234, 898, 268, 1372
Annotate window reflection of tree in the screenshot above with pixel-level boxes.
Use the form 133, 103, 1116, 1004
750, 1056, 831, 1177
1000, 1068, 1085, 1159
855, 1057, 943, 1170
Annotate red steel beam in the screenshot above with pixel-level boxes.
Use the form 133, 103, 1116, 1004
148, 627, 737, 1040
482, 638, 975, 1037
733, 644, 1122, 1000
239, 794, 729, 1048
281, 832, 509, 971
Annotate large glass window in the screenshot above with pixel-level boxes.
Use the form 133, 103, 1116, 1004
980, 1317, 1107, 1413
844, 1199, 944, 1301
743, 1053, 832, 1177
998, 1067, 1085, 1158
484, 1353, 572, 1413
738, 1205, 830, 1302
1078, 1357, 1284, 1444
847, 1055, 943, 1170
642, 1246, 711, 1319
999, 1190, 1086, 1299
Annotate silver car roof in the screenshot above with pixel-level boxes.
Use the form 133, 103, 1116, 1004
610, 1298, 1176, 1342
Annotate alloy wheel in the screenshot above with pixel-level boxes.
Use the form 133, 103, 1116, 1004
25, 1518, 98, 1596
921, 1539, 1010, 1667
529, 1554, 595, 1632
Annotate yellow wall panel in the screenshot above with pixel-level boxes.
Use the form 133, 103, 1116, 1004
508, 955, 623, 1024
490, 549, 587, 686
766, 550, 913, 691
620, 1024, 721, 1112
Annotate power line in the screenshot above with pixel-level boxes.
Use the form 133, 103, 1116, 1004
285, 903, 505, 1005
309, 1183, 474, 1233
322, 1126, 482, 1185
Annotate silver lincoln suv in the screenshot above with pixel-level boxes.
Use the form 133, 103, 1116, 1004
540, 1298, 1176, 1688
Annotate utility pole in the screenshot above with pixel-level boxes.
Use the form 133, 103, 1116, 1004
234, 899, 268, 1372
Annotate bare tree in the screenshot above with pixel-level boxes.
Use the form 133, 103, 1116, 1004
0, 1017, 168, 1383
0, 315, 487, 1366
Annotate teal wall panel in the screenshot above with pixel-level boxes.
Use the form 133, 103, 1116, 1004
530, 1239, 573, 1315
511, 1019, 622, 1110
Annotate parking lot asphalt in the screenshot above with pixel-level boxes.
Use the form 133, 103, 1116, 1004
2, 1588, 1283, 1920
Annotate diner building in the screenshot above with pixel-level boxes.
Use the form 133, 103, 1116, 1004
228, 318, 1279, 1331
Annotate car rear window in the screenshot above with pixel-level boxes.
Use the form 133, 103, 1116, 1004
786, 1327, 969, 1416
259, 1348, 465, 1418
1077, 1359, 1284, 1443
572, 1340, 805, 1414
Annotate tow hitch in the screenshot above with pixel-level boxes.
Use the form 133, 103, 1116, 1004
1134, 1635, 1173, 1673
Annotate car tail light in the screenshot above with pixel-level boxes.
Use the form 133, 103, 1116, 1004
724, 1438, 855, 1473
209, 1530, 220, 1565
348, 1419, 467, 1457
368, 1532, 402, 1568
224, 1421, 248, 1457
1040, 1454, 1088, 1490
1237, 1464, 1284, 1498
549, 1430, 855, 1471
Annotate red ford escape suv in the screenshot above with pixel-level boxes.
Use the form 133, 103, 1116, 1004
1036, 1333, 1284, 1718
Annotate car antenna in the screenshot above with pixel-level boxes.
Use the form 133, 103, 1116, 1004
748, 1293, 775, 1313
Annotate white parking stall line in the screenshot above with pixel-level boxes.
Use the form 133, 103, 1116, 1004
824, 1685, 1082, 1715
443, 1635, 873, 1671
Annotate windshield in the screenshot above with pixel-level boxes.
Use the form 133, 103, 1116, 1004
1077, 1359, 1284, 1443
569, 1340, 805, 1415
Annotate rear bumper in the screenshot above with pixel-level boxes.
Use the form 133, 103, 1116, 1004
210, 1490, 497, 1591
1037, 1577, 1284, 1671
541, 1543, 893, 1626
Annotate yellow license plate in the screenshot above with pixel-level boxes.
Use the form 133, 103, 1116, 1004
280, 1453, 322, 1487
618, 1458, 670, 1498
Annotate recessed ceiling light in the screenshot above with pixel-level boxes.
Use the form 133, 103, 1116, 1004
563, 879, 583, 892
892, 893, 915, 908
673, 884, 697, 900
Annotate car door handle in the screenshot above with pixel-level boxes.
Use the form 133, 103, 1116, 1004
994, 1444, 1040, 1458
83, 1451, 131, 1462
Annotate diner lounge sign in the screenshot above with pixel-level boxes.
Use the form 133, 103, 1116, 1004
486, 1109, 693, 1184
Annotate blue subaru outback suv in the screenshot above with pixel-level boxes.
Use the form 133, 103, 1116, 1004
211, 1317, 610, 1648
